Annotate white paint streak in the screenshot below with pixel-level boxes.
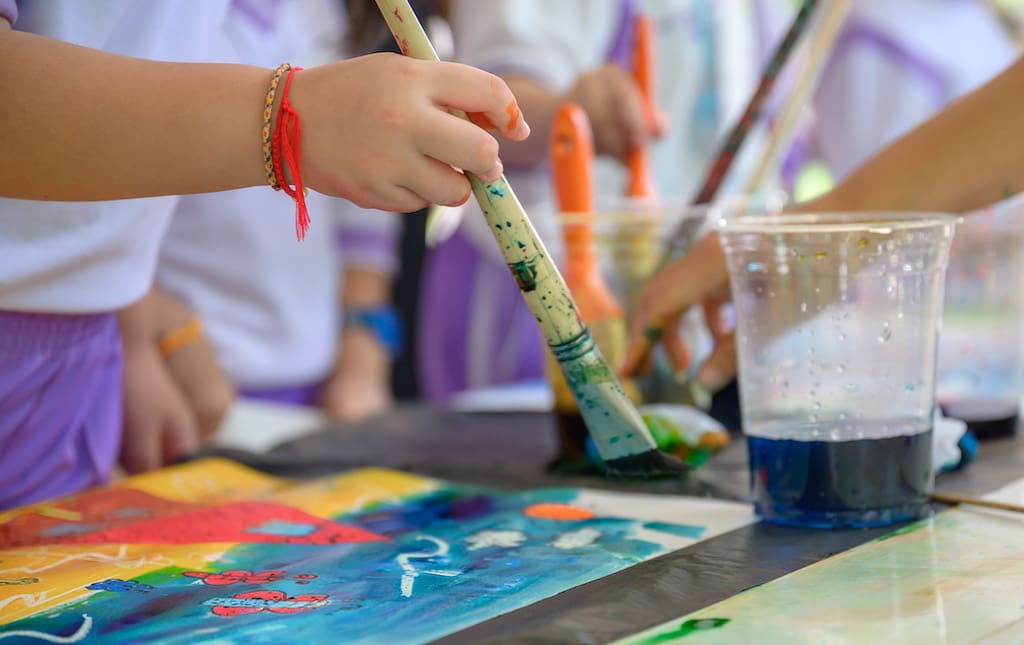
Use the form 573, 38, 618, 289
0, 545, 172, 576
395, 535, 460, 598
0, 613, 92, 643
0, 588, 85, 614
465, 530, 527, 551
551, 528, 602, 549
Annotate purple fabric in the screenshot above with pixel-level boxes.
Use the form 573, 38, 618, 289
829, 20, 952, 108
417, 229, 545, 402
0, 0, 16, 25
229, 0, 280, 33
336, 226, 399, 275
0, 312, 122, 510
240, 382, 322, 407
605, 0, 638, 68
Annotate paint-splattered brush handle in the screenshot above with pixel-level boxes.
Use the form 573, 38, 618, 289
373, 0, 688, 474
633, 0, 821, 371
687, 0, 818, 209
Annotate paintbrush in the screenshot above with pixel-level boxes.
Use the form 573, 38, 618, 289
683, 0, 819, 210
374, 0, 688, 476
548, 102, 636, 414
743, 0, 851, 194
634, 0, 821, 362
930, 491, 1024, 515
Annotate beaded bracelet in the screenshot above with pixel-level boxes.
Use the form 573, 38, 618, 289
262, 63, 291, 191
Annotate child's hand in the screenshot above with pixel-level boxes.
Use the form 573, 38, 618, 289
567, 63, 668, 164
623, 232, 736, 390
319, 327, 394, 422
120, 343, 201, 474
293, 54, 530, 213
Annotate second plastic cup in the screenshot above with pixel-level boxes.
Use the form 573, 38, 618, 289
719, 211, 958, 528
937, 198, 1024, 438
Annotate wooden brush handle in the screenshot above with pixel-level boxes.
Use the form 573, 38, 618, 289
374, 0, 663, 463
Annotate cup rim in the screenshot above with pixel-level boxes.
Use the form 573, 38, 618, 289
557, 191, 788, 225
718, 211, 962, 234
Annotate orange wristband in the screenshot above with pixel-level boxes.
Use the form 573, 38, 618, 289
157, 317, 204, 358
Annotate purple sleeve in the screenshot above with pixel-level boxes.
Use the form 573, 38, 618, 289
0, 0, 16, 25
331, 202, 400, 276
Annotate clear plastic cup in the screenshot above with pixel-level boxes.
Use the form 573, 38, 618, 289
547, 193, 786, 407
719, 211, 959, 528
937, 198, 1024, 439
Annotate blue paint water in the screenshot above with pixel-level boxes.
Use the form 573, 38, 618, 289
747, 429, 934, 528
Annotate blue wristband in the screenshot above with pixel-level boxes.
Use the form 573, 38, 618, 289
343, 306, 403, 358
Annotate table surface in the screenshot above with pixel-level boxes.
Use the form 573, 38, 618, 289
203, 405, 1024, 644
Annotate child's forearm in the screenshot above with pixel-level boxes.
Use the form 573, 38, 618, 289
822, 57, 1024, 214
0, 24, 268, 201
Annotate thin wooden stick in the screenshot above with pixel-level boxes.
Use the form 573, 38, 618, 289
743, 0, 852, 195
931, 491, 1024, 514
687, 0, 820, 207
373, 0, 688, 475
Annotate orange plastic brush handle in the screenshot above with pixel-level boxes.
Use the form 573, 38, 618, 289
627, 14, 656, 199
550, 103, 621, 317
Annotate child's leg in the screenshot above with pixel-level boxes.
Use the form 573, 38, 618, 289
0, 312, 122, 509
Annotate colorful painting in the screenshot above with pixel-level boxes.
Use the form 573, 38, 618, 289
0, 458, 752, 644
618, 484, 1024, 644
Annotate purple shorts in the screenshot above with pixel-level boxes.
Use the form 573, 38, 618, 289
0, 312, 123, 510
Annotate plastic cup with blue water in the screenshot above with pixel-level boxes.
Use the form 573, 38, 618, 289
719, 211, 958, 528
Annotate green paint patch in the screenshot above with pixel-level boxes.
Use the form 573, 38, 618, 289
637, 618, 731, 643
875, 518, 929, 541
643, 327, 665, 343
509, 257, 539, 292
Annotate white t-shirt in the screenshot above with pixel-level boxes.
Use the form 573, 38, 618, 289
0, 1, 233, 313
154, 0, 399, 389
0, 1, 399, 389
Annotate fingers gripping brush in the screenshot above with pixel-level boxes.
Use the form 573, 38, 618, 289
374, 0, 689, 476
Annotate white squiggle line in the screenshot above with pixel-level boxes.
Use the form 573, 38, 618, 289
0, 587, 84, 613
396, 535, 459, 598
0, 613, 92, 643
0, 545, 172, 576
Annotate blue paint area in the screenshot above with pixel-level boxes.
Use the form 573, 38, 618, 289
86, 579, 153, 593
4, 484, 700, 644
39, 522, 104, 536
488, 186, 506, 197
642, 522, 705, 540
246, 520, 318, 536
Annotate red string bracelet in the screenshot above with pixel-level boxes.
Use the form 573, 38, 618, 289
271, 66, 310, 241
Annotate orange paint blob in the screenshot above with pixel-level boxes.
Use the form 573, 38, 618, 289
523, 503, 595, 521
504, 100, 521, 135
